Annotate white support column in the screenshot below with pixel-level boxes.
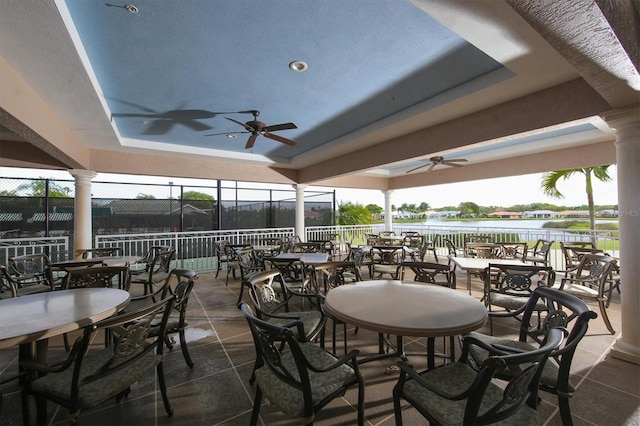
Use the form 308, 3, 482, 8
601, 108, 640, 365
68, 170, 97, 259
382, 189, 394, 232
294, 184, 307, 241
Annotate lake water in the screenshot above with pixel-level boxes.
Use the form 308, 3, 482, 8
416, 219, 617, 229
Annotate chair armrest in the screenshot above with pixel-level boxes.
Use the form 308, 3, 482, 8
305, 348, 360, 373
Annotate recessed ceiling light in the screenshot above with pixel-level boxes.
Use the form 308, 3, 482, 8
226, 134, 237, 138
289, 60, 308, 72
124, 4, 138, 13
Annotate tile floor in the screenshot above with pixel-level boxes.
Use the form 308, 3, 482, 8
1, 265, 638, 425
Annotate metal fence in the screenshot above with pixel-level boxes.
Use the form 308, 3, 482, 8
0, 176, 335, 254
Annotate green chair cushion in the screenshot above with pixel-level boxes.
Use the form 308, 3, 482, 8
467, 331, 571, 393
30, 347, 162, 409
403, 361, 540, 426
267, 311, 323, 340
254, 342, 356, 418
489, 292, 547, 311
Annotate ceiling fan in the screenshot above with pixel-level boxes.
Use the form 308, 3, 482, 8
406, 155, 468, 174
206, 110, 298, 149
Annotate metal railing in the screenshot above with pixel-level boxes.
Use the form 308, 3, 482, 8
0, 236, 69, 265
1, 224, 619, 274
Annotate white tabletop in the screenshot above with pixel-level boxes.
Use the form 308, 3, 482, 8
0, 288, 130, 348
324, 280, 487, 337
449, 256, 526, 271
272, 253, 329, 264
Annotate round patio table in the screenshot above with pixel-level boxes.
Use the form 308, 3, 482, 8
324, 280, 487, 368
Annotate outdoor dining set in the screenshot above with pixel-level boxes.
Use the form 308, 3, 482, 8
0, 231, 622, 425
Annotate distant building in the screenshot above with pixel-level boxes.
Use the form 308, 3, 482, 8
488, 211, 523, 218
558, 210, 590, 218
597, 209, 618, 217
523, 210, 557, 218
434, 210, 460, 218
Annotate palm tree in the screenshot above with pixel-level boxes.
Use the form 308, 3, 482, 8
540, 166, 612, 245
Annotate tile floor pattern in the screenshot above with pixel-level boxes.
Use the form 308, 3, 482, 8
1, 265, 638, 425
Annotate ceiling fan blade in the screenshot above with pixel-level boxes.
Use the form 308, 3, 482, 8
264, 122, 297, 132
245, 133, 258, 149
441, 159, 467, 167
225, 117, 254, 132
263, 132, 298, 146
406, 163, 431, 173
441, 161, 464, 167
424, 163, 437, 173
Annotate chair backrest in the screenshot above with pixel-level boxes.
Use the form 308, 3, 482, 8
560, 241, 594, 262
465, 243, 500, 259
64, 296, 175, 406
135, 245, 173, 272
160, 268, 198, 320
531, 239, 553, 257
263, 257, 306, 284
64, 265, 132, 290
311, 261, 362, 293
236, 247, 265, 280
498, 242, 528, 261
0, 265, 18, 298
457, 327, 565, 424
400, 261, 455, 287
402, 234, 424, 249
146, 248, 175, 283
485, 263, 555, 303
346, 246, 368, 268
379, 231, 395, 237
8, 253, 51, 278
243, 269, 291, 315
465, 234, 493, 244
81, 247, 123, 259
238, 303, 323, 417
571, 253, 617, 287
401, 231, 421, 237
370, 246, 405, 265
518, 286, 597, 350
365, 233, 380, 245
292, 242, 323, 253
443, 238, 459, 256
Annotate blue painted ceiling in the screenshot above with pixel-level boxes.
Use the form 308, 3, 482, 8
61, 0, 504, 159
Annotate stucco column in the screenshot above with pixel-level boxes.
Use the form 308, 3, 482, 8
601, 108, 640, 365
294, 184, 307, 242
68, 170, 97, 259
382, 189, 393, 232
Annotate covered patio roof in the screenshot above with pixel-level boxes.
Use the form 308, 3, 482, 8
1, 1, 637, 190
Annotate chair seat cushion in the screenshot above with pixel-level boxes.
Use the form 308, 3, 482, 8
489, 292, 547, 311
402, 361, 540, 425
267, 311, 323, 340
30, 347, 162, 409
254, 342, 357, 418
553, 283, 600, 300
132, 271, 169, 285
466, 331, 572, 393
